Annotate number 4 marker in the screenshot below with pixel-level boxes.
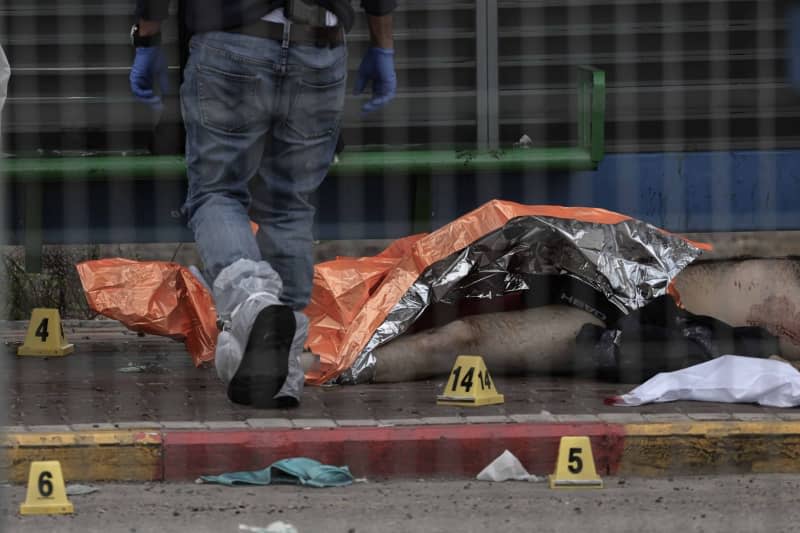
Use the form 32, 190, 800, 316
17, 308, 74, 357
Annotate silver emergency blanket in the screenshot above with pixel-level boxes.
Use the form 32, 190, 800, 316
338, 215, 705, 384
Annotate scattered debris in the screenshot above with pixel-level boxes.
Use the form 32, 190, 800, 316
514, 134, 534, 148
117, 362, 167, 374
477, 450, 545, 482
239, 522, 299, 533
65, 484, 99, 496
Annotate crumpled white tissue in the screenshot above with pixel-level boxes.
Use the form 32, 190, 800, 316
476, 450, 545, 482
609, 355, 800, 408
239, 522, 298, 533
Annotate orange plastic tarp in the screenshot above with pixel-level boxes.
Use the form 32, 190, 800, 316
76, 258, 218, 366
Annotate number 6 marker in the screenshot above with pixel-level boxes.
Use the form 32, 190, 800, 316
20, 461, 74, 515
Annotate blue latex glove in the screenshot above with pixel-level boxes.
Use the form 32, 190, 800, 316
130, 46, 169, 111
353, 47, 397, 113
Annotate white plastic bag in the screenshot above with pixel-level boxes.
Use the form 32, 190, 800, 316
476, 450, 545, 482
610, 355, 800, 408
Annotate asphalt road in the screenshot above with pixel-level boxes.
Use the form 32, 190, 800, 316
3, 475, 800, 533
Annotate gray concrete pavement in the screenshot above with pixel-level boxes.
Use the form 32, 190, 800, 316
3, 475, 800, 533
1, 320, 794, 426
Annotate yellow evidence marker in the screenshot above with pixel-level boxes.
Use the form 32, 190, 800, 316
20, 461, 74, 515
549, 436, 603, 489
437, 355, 504, 407
17, 308, 74, 357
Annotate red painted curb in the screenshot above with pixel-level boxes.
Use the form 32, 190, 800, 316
163, 423, 626, 481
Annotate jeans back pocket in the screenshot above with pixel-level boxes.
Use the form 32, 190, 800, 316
286, 69, 346, 141
197, 64, 260, 133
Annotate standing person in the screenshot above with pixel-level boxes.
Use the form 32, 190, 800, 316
129, 0, 397, 408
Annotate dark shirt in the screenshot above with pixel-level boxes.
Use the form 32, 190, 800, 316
136, 0, 397, 34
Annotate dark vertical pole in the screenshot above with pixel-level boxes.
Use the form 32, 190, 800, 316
24, 182, 43, 273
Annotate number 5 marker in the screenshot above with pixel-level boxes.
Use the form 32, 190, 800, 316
549, 436, 603, 489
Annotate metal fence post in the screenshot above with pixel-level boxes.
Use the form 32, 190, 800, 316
476, 0, 500, 150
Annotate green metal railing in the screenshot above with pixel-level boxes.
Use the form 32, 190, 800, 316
2, 67, 606, 271
1, 146, 596, 181
2, 67, 605, 180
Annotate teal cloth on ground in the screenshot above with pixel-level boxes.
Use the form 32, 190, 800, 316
200, 458, 354, 488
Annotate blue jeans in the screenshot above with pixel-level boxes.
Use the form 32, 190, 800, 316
180, 30, 347, 310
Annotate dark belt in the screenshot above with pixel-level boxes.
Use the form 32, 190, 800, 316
227, 20, 344, 48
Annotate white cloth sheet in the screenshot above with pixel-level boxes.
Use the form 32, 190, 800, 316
611, 355, 800, 408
